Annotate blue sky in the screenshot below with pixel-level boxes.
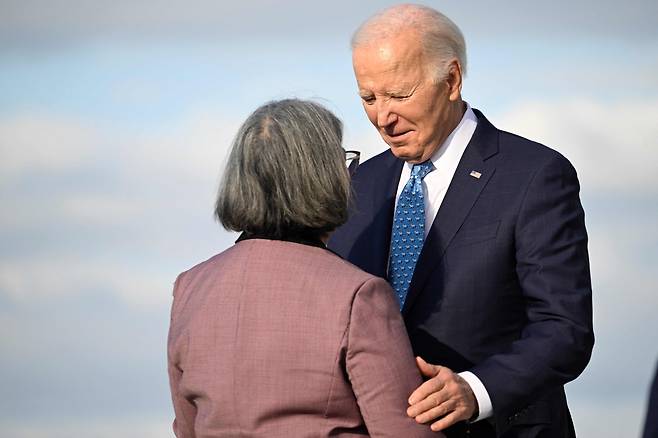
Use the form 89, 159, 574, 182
1, 1, 657, 437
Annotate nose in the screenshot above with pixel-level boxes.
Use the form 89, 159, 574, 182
375, 100, 397, 128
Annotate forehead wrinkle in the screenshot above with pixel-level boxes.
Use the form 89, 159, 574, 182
354, 34, 430, 99
355, 61, 422, 96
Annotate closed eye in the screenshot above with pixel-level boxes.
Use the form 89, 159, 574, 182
360, 95, 376, 105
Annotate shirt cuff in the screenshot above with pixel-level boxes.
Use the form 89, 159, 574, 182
458, 371, 493, 422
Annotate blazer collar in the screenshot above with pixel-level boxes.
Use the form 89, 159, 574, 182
470, 108, 499, 159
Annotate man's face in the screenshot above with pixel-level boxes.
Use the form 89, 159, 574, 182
352, 32, 457, 164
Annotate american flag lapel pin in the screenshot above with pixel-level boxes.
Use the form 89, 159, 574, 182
469, 170, 482, 179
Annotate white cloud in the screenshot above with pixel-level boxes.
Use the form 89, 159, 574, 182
569, 397, 645, 438
0, 108, 239, 313
584, 225, 658, 378
0, 193, 147, 231
492, 98, 658, 194
58, 194, 145, 226
0, 107, 241, 185
124, 109, 241, 183
0, 108, 240, 228
0, 114, 97, 180
0, 416, 171, 438
0, 256, 173, 309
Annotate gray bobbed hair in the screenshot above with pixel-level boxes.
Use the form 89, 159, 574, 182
215, 99, 350, 238
351, 4, 467, 81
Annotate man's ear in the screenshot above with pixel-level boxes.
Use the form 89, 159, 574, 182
446, 59, 463, 101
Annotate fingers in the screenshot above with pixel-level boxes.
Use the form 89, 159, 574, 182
408, 371, 446, 405
430, 410, 462, 432
407, 394, 454, 421
407, 388, 450, 418
415, 356, 440, 378
407, 364, 478, 431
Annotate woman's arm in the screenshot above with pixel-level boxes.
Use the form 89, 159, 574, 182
346, 277, 441, 438
167, 273, 197, 438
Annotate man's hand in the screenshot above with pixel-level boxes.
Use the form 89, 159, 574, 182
407, 357, 478, 432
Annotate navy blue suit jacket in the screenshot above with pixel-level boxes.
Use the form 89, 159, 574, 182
643, 363, 658, 438
329, 109, 594, 437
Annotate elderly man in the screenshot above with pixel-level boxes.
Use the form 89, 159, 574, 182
329, 4, 594, 438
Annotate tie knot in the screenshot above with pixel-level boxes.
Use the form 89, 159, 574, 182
411, 160, 435, 180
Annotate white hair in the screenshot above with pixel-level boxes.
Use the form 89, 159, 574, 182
351, 4, 467, 81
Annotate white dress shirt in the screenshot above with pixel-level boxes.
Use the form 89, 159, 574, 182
392, 103, 493, 422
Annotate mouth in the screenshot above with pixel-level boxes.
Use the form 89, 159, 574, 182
386, 130, 412, 142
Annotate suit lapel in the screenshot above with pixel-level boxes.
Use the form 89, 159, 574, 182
402, 109, 500, 315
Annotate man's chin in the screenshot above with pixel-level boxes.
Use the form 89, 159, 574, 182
389, 145, 423, 163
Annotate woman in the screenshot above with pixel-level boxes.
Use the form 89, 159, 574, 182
167, 99, 437, 437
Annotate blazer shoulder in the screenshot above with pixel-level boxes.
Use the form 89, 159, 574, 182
471, 108, 574, 170
323, 248, 383, 285
290, 246, 392, 302
172, 244, 243, 299
177, 246, 232, 278
354, 149, 397, 176
496, 129, 575, 170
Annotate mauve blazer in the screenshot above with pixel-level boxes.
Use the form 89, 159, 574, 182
168, 238, 438, 438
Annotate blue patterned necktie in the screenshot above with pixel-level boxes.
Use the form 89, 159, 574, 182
388, 160, 435, 309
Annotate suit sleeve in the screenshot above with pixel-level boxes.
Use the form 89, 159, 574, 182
642, 363, 658, 438
345, 277, 440, 438
471, 153, 594, 427
167, 273, 197, 438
